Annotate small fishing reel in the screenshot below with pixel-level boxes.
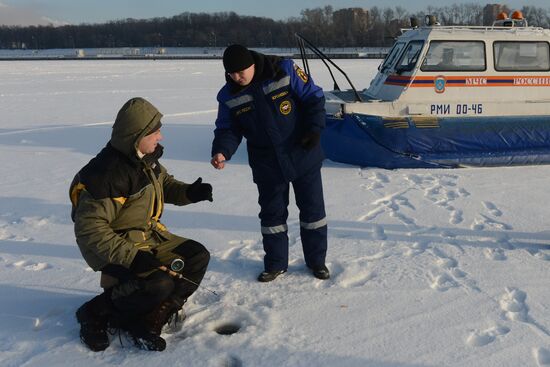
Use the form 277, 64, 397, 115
170, 258, 185, 272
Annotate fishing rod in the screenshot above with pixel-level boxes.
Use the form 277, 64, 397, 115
159, 260, 219, 297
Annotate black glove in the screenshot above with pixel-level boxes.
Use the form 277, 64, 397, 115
300, 131, 321, 150
186, 177, 213, 203
130, 250, 162, 273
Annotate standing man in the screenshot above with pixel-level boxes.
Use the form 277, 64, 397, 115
70, 97, 212, 352
211, 44, 329, 282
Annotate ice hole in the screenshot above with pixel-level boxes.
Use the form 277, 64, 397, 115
215, 323, 241, 335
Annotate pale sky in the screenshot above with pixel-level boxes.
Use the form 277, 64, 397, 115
0, 0, 548, 26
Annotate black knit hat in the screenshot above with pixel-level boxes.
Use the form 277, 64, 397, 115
223, 44, 254, 73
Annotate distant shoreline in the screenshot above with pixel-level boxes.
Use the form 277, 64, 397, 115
0, 54, 386, 61
0, 47, 389, 61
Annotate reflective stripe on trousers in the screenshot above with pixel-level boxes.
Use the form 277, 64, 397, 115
300, 217, 327, 230
261, 224, 288, 235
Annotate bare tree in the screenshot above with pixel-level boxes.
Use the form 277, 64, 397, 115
1, 4, 549, 49
394, 6, 408, 23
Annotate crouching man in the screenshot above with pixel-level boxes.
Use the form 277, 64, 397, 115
70, 97, 212, 352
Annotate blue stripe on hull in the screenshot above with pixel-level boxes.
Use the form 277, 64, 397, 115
321, 114, 550, 169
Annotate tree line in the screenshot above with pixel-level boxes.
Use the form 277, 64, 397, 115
1, 4, 550, 49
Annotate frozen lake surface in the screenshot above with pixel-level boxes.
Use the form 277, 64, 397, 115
0, 59, 549, 367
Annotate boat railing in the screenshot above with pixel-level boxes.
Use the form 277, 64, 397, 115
401, 25, 545, 34
295, 33, 363, 102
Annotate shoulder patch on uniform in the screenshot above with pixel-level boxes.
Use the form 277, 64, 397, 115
294, 64, 308, 83
279, 100, 292, 115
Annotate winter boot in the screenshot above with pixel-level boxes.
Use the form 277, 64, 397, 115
109, 314, 167, 352
309, 264, 330, 280
75, 293, 111, 352
126, 298, 184, 351
143, 298, 184, 336
128, 325, 167, 351
163, 306, 186, 334
257, 269, 286, 282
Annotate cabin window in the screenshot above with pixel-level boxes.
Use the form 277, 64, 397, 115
494, 41, 550, 71
421, 41, 486, 71
379, 42, 406, 72
396, 41, 424, 72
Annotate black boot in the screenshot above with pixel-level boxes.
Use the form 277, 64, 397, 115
309, 264, 330, 280
128, 326, 167, 351
121, 298, 184, 351
143, 298, 184, 336
257, 269, 286, 282
111, 315, 167, 352
75, 293, 111, 352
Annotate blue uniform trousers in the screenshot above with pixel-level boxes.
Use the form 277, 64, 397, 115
256, 166, 327, 271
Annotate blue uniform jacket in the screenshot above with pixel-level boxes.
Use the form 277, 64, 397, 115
212, 52, 326, 183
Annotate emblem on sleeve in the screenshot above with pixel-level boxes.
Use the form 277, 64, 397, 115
294, 64, 309, 83
279, 100, 292, 115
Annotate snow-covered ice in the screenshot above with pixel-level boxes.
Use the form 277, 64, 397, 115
0, 59, 549, 366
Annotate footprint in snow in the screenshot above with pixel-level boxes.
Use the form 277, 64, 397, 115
373, 172, 389, 183
222, 355, 243, 367
32, 307, 66, 331
429, 272, 457, 292
12, 260, 50, 271
484, 248, 507, 261
482, 201, 503, 217
364, 249, 393, 261
360, 181, 383, 190
466, 325, 510, 347
440, 179, 457, 188
403, 174, 419, 184
428, 248, 471, 290
470, 201, 513, 231
451, 268, 467, 278
360, 170, 389, 190
500, 287, 529, 322
470, 218, 485, 231
449, 209, 463, 225
0, 227, 11, 240
533, 347, 550, 366
412, 174, 466, 225
534, 252, 550, 261
525, 248, 550, 261
440, 230, 457, 239
226, 239, 258, 249
404, 241, 429, 257
481, 214, 510, 230
222, 239, 262, 262
435, 256, 458, 269
358, 189, 416, 228
390, 210, 417, 227
445, 191, 459, 201
472, 214, 512, 231
337, 260, 375, 288
0, 228, 32, 241
424, 184, 442, 200
495, 233, 514, 250
371, 225, 387, 240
